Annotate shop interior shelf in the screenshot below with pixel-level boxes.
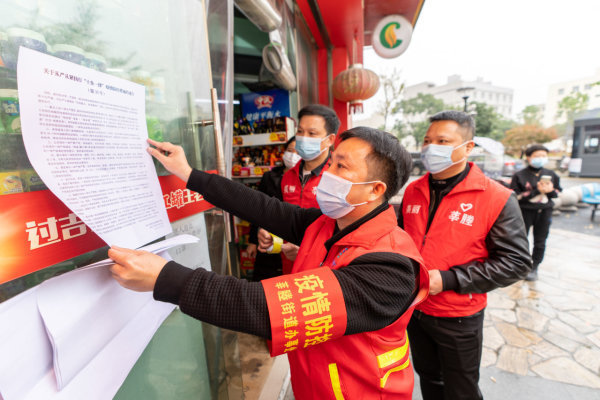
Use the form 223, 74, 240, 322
232, 131, 289, 147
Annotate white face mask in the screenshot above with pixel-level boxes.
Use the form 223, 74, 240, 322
420, 141, 472, 174
282, 151, 301, 169
316, 171, 381, 219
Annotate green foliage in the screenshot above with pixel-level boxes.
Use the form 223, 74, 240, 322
42, 1, 105, 53
392, 93, 446, 147
471, 102, 514, 141
520, 105, 543, 125
16, 0, 134, 68
377, 68, 404, 129
556, 92, 589, 125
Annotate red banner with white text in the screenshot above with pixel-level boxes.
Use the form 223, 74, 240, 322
0, 172, 215, 285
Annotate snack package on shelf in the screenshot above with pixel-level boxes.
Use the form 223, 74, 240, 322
231, 144, 284, 176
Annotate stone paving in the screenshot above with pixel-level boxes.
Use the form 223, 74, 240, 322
482, 228, 600, 390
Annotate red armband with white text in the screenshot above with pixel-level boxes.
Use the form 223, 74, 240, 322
261, 268, 347, 356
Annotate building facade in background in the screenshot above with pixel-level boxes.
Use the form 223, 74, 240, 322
403, 74, 514, 119
544, 68, 600, 128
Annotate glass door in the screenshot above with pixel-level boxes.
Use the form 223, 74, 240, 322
0, 0, 237, 398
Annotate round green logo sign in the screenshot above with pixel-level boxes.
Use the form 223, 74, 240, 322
380, 22, 402, 49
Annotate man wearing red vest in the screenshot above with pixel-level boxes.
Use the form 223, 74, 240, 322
109, 128, 429, 399
271, 104, 339, 274
400, 111, 531, 400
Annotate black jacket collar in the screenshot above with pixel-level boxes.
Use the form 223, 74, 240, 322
324, 201, 389, 251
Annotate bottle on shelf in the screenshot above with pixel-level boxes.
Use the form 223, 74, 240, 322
242, 117, 253, 134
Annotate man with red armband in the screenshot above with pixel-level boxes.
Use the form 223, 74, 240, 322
109, 127, 428, 399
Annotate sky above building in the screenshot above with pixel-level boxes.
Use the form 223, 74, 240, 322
360, 0, 600, 122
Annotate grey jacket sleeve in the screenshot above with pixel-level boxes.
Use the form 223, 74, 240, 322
440, 193, 532, 294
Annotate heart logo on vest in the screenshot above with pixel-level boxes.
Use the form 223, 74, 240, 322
460, 203, 473, 212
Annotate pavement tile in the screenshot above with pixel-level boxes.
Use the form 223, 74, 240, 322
531, 357, 600, 389
572, 310, 600, 327
557, 311, 597, 334
529, 340, 569, 359
494, 322, 533, 348
547, 319, 592, 345
496, 346, 529, 375
560, 275, 600, 291
481, 347, 497, 368
515, 298, 557, 319
525, 280, 565, 295
488, 309, 517, 324
500, 284, 532, 301
574, 347, 600, 374
542, 331, 581, 353
586, 330, 600, 349
487, 291, 516, 309
516, 307, 549, 332
543, 295, 595, 312
518, 328, 543, 345
527, 352, 542, 368
483, 326, 505, 351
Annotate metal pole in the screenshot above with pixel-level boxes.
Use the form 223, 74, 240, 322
210, 87, 232, 243
210, 88, 234, 277
462, 95, 469, 112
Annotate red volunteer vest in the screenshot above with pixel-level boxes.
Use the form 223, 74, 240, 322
402, 163, 511, 317
281, 159, 328, 208
279, 159, 329, 273
262, 206, 429, 399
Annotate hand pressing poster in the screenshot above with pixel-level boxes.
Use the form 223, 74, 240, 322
17, 47, 171, 249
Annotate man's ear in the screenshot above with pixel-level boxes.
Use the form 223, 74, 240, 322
325, 134, 336, 147
369, 181, 387, 201
465, 140, 475, 155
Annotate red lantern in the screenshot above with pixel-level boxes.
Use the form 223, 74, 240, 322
332, 64, 380, 114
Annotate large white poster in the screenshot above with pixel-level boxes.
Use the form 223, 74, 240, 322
17, 47, 171, 249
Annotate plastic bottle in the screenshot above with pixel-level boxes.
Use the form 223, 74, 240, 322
4, 27, 48, 70
84, 52, 107, 71
53, 44, 86, 65
0, 76, 20, 134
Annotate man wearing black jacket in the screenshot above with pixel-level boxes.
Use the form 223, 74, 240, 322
510, 144, 562, 281
109, 128, 430, 399
399, 111, 531, 400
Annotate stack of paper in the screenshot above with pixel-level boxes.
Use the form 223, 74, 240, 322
0, 235, 200, 400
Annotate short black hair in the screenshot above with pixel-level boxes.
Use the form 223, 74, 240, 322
429, 110, 475, 140
298, 104, 341, 134
285, 135, 296, 149
338, 127, 412, 201
525, 144, 549, 157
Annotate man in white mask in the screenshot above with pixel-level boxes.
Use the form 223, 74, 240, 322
108, 127, 431, 399
399, 111, 532, 400
245, 136, 298, 281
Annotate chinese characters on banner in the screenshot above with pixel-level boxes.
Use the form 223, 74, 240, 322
158, 173, 215, 222
262, 268, 347, 356
0, 174, 215, 286
240, 89, 290, 122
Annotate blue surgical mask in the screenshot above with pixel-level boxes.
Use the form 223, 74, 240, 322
295, 135, 330, 161
420, 141, 471, 174
316, 171, 380, 219
529, 157, 548, 169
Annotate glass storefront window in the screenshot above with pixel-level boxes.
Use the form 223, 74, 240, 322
0, 0, 238, 398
